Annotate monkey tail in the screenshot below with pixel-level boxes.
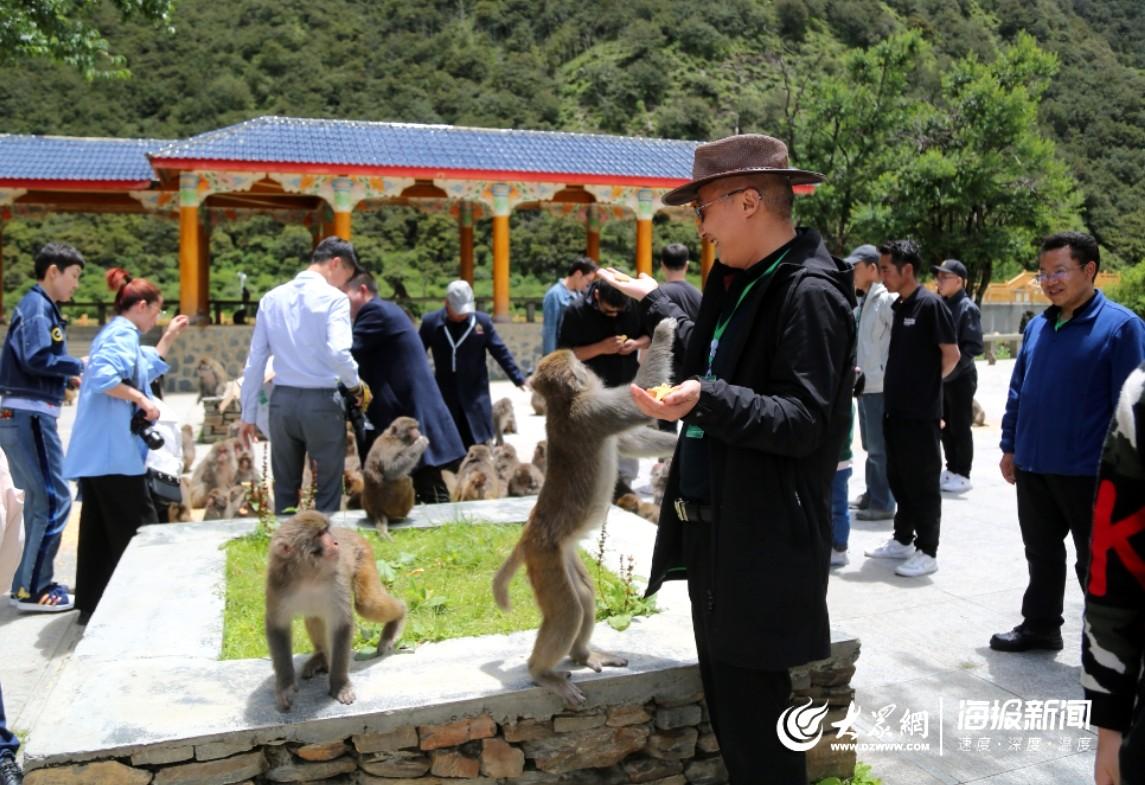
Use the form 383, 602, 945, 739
492, 544, 523, 611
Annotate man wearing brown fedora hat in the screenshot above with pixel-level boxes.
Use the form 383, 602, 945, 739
599, 133, 856, 784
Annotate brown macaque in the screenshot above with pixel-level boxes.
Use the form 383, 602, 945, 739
493, 443, 520, 491
344, 468, 364, 509
180, 424, 196, 474
650, 455, 672, 507
196, 357, 230, 401
361, 417, 429, 536
452, 444, 500, 502
492, 318, 678, 706
615, 492, 660, 524
532, 440, 547, 474
265, 510, 406, 711
507, 462, 544, 497
235, 451, 259, 486
493, 397, 517, 445
190, 439, 239, 508
202, 487, 237, 520
972, 398, 986, 427
530, 387, 546, 416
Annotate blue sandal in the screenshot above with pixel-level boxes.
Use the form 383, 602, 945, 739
13, 583, 74, 613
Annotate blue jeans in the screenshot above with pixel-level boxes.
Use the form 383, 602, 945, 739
831, 467, 851, 551
0, 408, 71, 598
0, 679, 17, 759
857, 393, 896, 511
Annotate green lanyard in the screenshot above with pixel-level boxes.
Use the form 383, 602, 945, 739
705, 248, 789, 376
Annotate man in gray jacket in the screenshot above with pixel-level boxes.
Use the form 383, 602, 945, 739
848, 244, 897, 520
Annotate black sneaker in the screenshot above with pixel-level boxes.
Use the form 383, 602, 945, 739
0, 755, 22, 785
989, 626, 1064, 653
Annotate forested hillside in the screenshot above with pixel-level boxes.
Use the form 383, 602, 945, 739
1, 0, 1142, 309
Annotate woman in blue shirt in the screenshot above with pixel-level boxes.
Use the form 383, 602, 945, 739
63, 268, 189, 623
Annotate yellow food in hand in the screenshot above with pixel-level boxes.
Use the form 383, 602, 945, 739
616, 335, 628, 342
647, 384, 674, 401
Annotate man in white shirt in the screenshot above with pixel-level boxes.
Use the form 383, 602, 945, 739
239, 237, 367, 514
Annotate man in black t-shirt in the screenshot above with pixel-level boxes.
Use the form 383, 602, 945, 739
864, 240, 959, 578
658, 243, 702, 321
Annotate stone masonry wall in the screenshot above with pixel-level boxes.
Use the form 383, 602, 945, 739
24, 637, 860, 785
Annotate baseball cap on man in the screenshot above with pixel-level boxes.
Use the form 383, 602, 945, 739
446, 280, 476, 316
932, 259, 968, 279
844, 244, 880, 266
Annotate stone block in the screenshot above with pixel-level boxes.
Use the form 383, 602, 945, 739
696, 731, 720, 754
646, 777, 688, 785
684, 757, 728, 785
131, 746, 194, 766
359, 750, 432, 777
606, 703, 652, 727
506, 766, 627, 785
359, 778, 494, 785
806, 742, 855, 783
153, 751, 267, 785
553, 711, 606, 733
655, 691, 705, 708
644, 727, 698, 760
430, 748, 480, 778
810, 664, 856, 688
290, 740, 348, 762
419, 714, 497, 750
196, 741, 254, 761
353, 725, 420, 753
522, 725, 650, 774
655, 705, 702, 730
480, 738, 525, 777
622, 755, 684, 783
25, 761, 152, 785
264, 756, 357, 782
503, 718, 554, 742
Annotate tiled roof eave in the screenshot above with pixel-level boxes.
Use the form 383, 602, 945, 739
0, 178, 153, 190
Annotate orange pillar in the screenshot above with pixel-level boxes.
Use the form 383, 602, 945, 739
332, 176, 353, 240
197, 217, 211, 323
585, 203, 600, 262
491, 183, 511, 322
459, 201, 474, 283
701, 237, 716, 286
178, 173, 203, 321
635, 189, 654, 277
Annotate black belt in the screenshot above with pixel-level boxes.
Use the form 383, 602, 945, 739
673, 498, 714, 524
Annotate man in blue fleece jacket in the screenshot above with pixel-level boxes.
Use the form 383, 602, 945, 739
991, 231, 1145, 653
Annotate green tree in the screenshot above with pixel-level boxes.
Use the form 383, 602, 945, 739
0, 0, 175, 79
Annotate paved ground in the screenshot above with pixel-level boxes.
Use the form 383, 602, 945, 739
0, 360, 1097, 784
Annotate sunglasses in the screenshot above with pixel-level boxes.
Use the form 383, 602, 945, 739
692, 188, 751, 220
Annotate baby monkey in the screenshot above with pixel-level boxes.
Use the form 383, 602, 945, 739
265, 510, 406, 711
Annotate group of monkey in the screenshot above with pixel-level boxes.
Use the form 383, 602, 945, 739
264, 318, 682, 711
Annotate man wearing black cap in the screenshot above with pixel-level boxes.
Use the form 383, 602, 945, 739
239, 236, 369, 514
934, 259, 983, 494
599, 133, 856, 784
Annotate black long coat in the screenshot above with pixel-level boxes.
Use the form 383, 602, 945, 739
419, 308, 526, 448
644, 228, 856, 670
352, 298, 465, 469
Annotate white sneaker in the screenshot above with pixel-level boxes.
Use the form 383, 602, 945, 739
941, 474, 972, 493
940, 469, 953, 486
830, 548, 849, 567
895, 551, 938, 577
865, 538, 916, 559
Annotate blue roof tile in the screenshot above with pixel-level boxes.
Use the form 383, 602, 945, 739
150, 116, 698, 180
0, 134, 164, 183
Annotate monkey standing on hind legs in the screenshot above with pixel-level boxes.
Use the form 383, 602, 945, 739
493, 318, 679, 706
265, 510, 406, 711
361, 416, 429, 536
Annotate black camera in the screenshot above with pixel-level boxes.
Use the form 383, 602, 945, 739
130, 408, 165, 451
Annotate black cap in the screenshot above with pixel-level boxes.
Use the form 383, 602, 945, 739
932, 259, 968, 279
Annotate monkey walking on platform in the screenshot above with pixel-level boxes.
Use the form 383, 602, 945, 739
265, 510, 406, 711
493, 318, 679, 706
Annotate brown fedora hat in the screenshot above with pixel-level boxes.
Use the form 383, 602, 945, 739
662, 134, 825, 206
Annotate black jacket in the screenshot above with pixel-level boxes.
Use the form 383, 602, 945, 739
644, 228, 856, 669
942, 289, 983, 381
352, 298, 465, 469
419, 308, 525, 447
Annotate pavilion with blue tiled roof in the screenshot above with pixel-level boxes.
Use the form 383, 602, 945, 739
0, 117, 814, 321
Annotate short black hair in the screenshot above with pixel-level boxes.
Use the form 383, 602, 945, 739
592, 279, 628, 309
1041, 231, 1100, 275
660, 243, 690, 270
312, 236, 362, 272
347, 271, 378, 295
34, 242, 85, 279
878, 239, 923, 276
567, 256, 598, 277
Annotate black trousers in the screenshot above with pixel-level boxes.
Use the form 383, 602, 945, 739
941, 366, 977, 477
685, 522, 805, 784
1015, 470, 1095, 632
75, 474, 157, 617
885, 416, 942, 556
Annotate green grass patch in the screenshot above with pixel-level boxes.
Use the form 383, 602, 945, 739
221, 522, 654, 660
